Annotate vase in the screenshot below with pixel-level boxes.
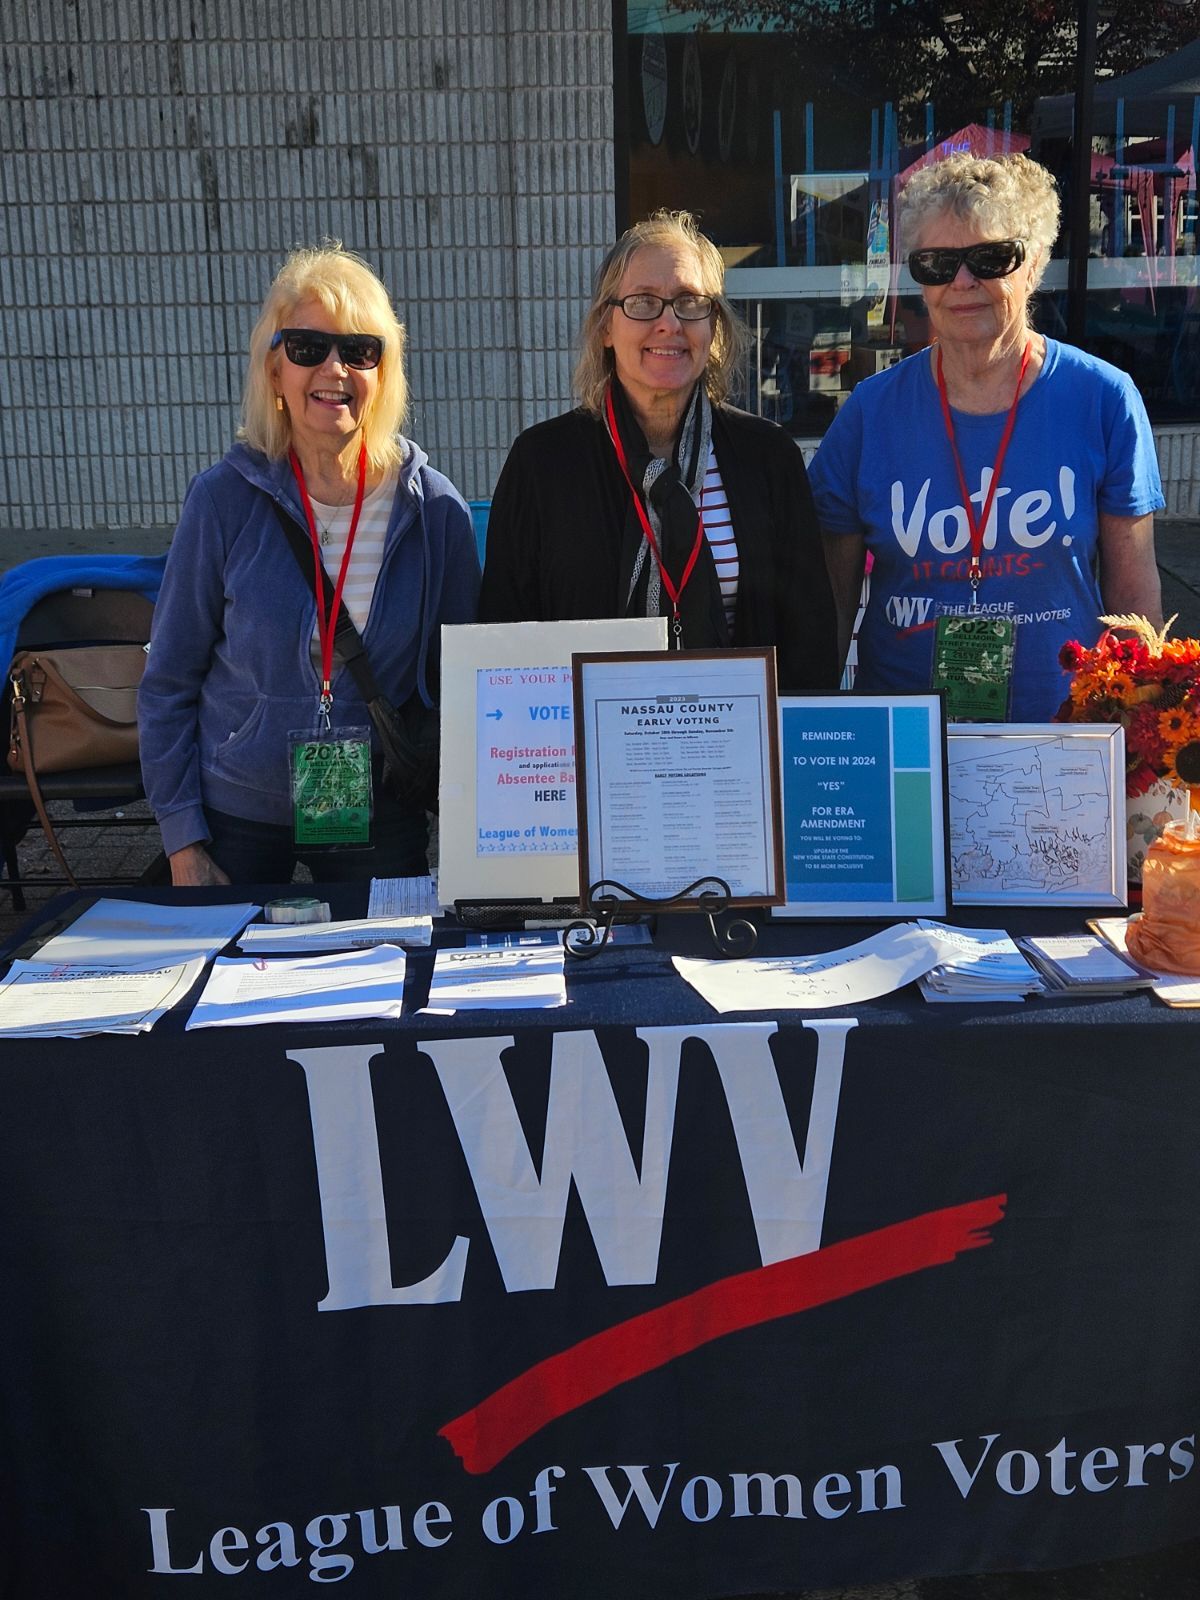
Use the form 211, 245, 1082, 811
1126, 778, 1194, 884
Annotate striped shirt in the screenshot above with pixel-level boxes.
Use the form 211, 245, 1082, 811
308, 465, 399, 657
700, 445, 738, 634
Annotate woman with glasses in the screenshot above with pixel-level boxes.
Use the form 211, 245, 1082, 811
478, 210, 838, 691
139, 243, 479, 885
811, 152, 1164, 721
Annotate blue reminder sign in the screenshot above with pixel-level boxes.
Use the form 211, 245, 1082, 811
775, 695, 947, 919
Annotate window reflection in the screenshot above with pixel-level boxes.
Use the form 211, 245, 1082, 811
626, 4, 1200, 428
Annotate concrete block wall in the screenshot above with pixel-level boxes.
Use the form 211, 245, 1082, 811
0, 0, 615, 529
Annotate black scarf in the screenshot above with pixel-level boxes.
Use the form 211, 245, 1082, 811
606, 379, 729, 648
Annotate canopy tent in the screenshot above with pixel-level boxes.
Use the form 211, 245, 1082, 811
897, 122, 1030, 183
1033, 36, 1200, 141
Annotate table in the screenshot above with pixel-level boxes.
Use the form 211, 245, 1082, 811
1, 889, 1198, 1598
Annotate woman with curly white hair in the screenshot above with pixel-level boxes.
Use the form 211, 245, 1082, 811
811, 152, 1164, 720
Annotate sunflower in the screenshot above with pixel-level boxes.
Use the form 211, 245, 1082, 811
1161, 707, 1200, 752
1161, 708, 1192, 744
1163, 740, 1200, 789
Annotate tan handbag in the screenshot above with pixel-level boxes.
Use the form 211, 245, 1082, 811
7, 644, 147, 886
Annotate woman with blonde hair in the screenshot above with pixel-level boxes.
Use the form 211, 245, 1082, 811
479, 211, 838, 690
811, 152, 1163, 719
139, 243, 479, 884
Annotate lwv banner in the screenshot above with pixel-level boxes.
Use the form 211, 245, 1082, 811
1, 1019, 1196, 1596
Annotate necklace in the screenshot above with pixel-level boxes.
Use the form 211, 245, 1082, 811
309, 493, 354, 547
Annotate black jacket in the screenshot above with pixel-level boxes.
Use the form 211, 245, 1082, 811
478, 404, 840, 693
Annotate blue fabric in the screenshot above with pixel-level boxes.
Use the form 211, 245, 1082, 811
138, 441, 480, 857
0, 553, 165, 671
810, 338, 1165, 721
468, 500, 490, 567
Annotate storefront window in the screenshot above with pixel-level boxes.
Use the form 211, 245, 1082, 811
624, 3, 1199, 432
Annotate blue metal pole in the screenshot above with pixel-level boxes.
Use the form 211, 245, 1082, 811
774, 108, 785, 266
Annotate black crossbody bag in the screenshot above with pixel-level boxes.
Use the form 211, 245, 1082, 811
273, 504, 440, 814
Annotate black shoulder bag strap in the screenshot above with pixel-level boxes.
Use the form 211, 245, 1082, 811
271, 501, 438, 810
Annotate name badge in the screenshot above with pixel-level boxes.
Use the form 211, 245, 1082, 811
289, 727, 373, 848
932, 615, 1016, 722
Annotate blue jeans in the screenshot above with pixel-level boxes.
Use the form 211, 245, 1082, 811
205, 796, 429, 885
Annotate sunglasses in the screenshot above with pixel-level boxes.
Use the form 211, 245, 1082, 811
270, 328, 385, 370
907, 239, 1027, 287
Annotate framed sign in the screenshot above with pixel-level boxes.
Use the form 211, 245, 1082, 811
774, 693, 949, 919
946, 723, 1127, 908
572, 649, 784, 907
437, 619, 667, 908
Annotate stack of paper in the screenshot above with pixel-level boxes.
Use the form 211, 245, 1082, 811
673, 923, 964, 1013
0, 899, 260, 1039
239, 916, 432, 953
424, 944, 567, 1012
368, 876, 439, 917
1092, 918, 1200, 1007
186, 945, 408, 1029
0, 959, 208, 1038
27, 898, 259, 967
916, 922, 1046, 1003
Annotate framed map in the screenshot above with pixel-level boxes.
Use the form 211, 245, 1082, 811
946, 724, 1127, 908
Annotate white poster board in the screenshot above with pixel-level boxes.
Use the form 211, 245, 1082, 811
437, 619, 667, 907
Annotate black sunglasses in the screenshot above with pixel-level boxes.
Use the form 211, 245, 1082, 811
907, 239, 1027, 287
270, 328, 385, 370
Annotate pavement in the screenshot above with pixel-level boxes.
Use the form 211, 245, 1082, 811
2, 523, 1200, 1597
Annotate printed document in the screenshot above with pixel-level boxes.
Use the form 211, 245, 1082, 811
0, 959, 206, 1037
186, 945, 408, 1029
30, 898, 258, 968
674, 923, 960, 1012
239, 917, 432, 953
424, 945, 567, 1011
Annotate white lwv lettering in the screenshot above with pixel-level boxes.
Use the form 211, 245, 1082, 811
292, 1020, 856, 1311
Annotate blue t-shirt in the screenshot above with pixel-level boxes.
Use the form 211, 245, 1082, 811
809, 338, 1164, 720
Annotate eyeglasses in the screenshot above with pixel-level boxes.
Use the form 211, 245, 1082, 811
907, 240, 1027, 287
270, 328, 385, 370
608, 293, 715, 322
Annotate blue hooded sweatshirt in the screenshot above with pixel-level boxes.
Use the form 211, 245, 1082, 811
138, 440, 480, 857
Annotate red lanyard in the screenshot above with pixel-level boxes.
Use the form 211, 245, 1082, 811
289, 443, 367, 712
604, 385, 703, 645
935, 340, 1031, 599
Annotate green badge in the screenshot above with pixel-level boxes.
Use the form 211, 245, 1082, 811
289, 728, 373, 848
932, 614, 1016, 722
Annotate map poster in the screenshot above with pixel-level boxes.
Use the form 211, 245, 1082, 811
946, 723, 1127, 907
774, 695, 948, 919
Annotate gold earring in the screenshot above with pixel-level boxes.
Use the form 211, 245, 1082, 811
275, 395, 284, 413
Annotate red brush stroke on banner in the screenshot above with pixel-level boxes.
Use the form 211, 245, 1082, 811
439, 1193, 1006, 1475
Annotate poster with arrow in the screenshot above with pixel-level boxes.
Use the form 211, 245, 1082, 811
475, 663, 579, 854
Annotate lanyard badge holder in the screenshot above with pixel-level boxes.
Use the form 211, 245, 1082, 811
930, 342, 1028, 721
287, 446, 373, 849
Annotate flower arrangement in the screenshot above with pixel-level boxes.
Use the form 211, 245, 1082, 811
1056, 614, 1200, 798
